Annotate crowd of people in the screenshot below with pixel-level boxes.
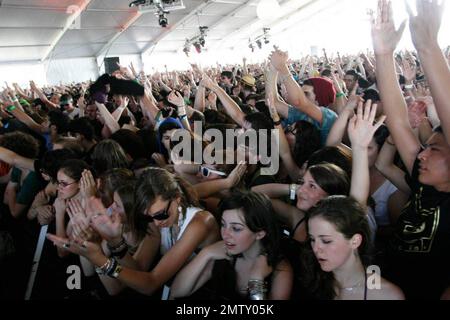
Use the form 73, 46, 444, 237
0, 0, 449, 300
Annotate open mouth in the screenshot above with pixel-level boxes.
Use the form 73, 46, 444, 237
225, 242, 236, 250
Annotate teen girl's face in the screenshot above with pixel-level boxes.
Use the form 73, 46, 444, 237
220, 209, 261, 256
308, 216, 356, 272
296, 170, 328, 211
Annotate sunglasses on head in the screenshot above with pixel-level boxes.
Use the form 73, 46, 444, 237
285, 125, 297, 135
141, 200, 171, 224
199, 166, 227, 178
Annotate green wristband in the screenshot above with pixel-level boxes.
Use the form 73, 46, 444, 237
6, 105, 16, 112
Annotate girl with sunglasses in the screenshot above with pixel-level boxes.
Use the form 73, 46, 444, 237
48, 167, 219, 298
170, 190, 293, 300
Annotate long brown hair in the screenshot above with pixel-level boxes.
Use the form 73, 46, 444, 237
132, 167, 199, 236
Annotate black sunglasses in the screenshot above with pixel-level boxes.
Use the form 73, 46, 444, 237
140, 200, 171, 224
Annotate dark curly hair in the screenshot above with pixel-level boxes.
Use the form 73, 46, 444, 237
0, 131, 40, 158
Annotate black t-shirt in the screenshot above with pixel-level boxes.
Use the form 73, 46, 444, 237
387, 158, 450, 299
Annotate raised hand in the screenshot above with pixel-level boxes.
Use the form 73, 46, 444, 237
204, 241, 233, 260
67, 198, 96, 241
408, 99, 428, 129
402, 59, 417, 83
371, 0, 406, 56
168, 91, 185, 108
80, 169, 97, 200
406, 0, 445, 52
90, 211, 123, 243
269, 47, 289, 72
348, 100, 387, 149
343, 83, 362, 115
199, 73, 217, 91
36, 205, 55, 226
33, 190, 50, 207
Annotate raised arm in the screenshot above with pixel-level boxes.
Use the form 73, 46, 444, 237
407, 0, 450, 144
375, 136, 411, 194
326, 85, 361, 148
348, 101, 386, 206
202, 74, 246, 127
170, 241, 229, 298
371, 0, 420, 175
267, 91, 300, 182
193, 163, 247, 199
30, 81, 59, 110
95, 102, 121, 134
0, 147, 35, 171
270, 48, 323, 124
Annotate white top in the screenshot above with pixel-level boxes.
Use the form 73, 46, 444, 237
372, 180, 398, 227
160, 206, 203, 255
160, 206, 203, 300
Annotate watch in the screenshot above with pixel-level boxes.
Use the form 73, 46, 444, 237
290, 184, 298, 201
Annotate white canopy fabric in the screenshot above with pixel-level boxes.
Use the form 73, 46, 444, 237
0, 0, 448, 85
0, 0, 293, 62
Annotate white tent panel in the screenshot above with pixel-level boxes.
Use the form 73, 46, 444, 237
0, 46, 48, 62
51, 43, 105, 59
0, 62, 46, 87
45, 57, 99, 85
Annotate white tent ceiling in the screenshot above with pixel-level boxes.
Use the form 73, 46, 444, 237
0, 0, 330, 63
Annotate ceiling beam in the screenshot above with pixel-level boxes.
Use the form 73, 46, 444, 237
141, 0, 214, 56
40, 0, 92, 62
95, 10, 142, 58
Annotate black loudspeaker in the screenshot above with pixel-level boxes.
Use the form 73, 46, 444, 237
104, 57, 120, 75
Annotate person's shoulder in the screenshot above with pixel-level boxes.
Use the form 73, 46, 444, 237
320, 107, 338, 119
370, 278, 405, 300
189, 210, 218, 229
275, 258, 293, 273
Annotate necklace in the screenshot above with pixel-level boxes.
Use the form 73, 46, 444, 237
169, 207, 186, 247
340, 277, 365, 292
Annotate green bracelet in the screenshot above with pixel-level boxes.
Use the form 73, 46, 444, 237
6, 105, 16, 112
336, 92, 346, 98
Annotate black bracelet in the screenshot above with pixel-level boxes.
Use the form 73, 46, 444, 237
273, 120, 282, 126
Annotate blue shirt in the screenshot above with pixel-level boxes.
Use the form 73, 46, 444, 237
283, 105, 337, 146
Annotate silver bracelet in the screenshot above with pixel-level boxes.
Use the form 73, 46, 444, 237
247, 279, 268, 300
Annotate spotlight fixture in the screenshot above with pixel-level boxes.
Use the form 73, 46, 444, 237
198, 26, 208, 47
256, 40, 262, 50
263, 27, 270, 44
158, 11, 168, 27
183, 39, 190, 56
193, 42, 202, 53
